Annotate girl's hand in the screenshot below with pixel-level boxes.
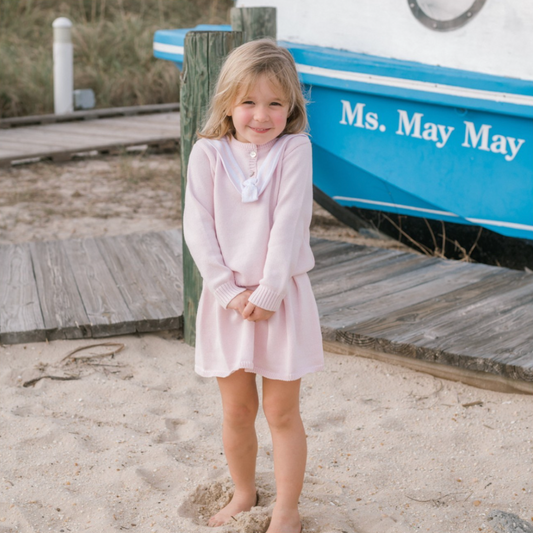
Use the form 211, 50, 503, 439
226, 290, 253, 314
242, 302, 274, 322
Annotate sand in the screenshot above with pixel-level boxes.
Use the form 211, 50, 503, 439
1, 154, 532, 533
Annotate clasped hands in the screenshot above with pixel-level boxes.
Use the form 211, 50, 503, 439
227, 289, 274, 322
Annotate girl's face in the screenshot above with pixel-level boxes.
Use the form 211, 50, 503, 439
228, 74, 289, 145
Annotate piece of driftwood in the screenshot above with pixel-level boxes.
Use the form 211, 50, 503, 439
60, 342, 125, 363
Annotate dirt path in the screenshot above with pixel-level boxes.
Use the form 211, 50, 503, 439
0, 153, 410, 252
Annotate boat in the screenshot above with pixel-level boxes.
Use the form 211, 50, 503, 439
153, 1, 533, 269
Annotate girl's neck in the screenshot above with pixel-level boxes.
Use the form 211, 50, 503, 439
228, 134, 281, 151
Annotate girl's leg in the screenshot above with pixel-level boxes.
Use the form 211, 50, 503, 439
262, 377, 305, 533
208, 369, 259, 527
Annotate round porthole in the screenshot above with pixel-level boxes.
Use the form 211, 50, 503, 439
408, 0, 487, 31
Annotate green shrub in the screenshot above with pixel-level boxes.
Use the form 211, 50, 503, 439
0, 0, 232, 117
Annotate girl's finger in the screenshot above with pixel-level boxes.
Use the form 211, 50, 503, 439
242, 301, 254, 319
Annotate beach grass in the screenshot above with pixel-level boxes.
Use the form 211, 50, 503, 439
0, 0, 232, 118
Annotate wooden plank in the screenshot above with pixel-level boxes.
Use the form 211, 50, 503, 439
0, 143, 34, 155
0, 103, 180, 129
0, 112, 179, 140
318, 260, 489, 328
62, 237, 136, 337
459, 305, 533, 364
325, 266, 533, 381
324, 341, 533, 395
42, 112, 179, 132
96, 233, 181, 332
311, 247, 389, 275
231, 6, 277, 42
0, 129, 99, 147
0, 134, 90, 156
0, 112, 181, 164
0, 243, 46, 344
29, 240, 91, 340
127, 231, 184, 313
158, 228, 184, 261
351, 268, 520, 341
107, 113, 181, 128
418, 281, 533, 361
310, 239, 358, 263
31, 119, 179, 142
0, 137, 179, 166
406, 272, 533, 344
313, 253, 443, 304
310, 241, 387, 271
499, 322, 533, 364
310, 250, 430, 298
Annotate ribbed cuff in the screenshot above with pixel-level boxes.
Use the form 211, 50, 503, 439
214, 281, 247, 309
248, 284, 284, 312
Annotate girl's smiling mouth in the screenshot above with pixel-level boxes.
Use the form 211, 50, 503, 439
250, 127, 271, 133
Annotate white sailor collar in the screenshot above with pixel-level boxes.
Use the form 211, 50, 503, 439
206, 134, 306, 203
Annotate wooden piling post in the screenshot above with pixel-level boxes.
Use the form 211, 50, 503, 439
181, 31, 243, 346
230, 7, 277, 42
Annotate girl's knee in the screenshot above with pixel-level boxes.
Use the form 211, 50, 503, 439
223, 401, 258, 429
263, 400, 300, 430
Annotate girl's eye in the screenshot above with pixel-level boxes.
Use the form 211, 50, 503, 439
242, 100, 254, 105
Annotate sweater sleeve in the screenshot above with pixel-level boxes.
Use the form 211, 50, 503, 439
183, 141, 245, 308
247, 136, 314, 312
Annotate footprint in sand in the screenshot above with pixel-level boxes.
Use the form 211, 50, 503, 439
155, 417, 199, 443
307, 410, 347, 431
135, 467, 174, 492
379, 416, 406, 432
11, 403, 47, 417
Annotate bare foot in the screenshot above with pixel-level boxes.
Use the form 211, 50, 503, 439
265, 505, 302, 533
207, 490, 258, 527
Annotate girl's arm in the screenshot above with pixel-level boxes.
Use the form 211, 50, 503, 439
183, 142, 246, 309
247, 136, 314, 312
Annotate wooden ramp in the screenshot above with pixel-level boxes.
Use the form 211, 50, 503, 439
0, 230, 183, 343
1, 231, 533, 390
0, 105, 180, 166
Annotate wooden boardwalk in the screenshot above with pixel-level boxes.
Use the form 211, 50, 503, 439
1, 230, 533, 391
0, 230, 183, 343
0, 104, 180, 166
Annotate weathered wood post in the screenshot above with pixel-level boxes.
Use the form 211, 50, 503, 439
230, 7, 277, 42
181, 31, 243, 346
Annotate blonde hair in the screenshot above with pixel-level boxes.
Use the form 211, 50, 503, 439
199, 39, 308, 139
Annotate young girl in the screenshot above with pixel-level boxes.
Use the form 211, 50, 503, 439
183, 39, 324, 533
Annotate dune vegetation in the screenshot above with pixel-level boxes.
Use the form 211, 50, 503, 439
0, 0, 232, 118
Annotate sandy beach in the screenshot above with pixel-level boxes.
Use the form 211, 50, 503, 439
1, 154, 532, 533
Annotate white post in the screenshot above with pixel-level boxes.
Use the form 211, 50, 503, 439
53, 17, 73, 115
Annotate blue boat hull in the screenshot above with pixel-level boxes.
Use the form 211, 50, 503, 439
153, 26, 533, 249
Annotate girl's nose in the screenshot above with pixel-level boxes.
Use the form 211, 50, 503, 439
254, 106, 268, 121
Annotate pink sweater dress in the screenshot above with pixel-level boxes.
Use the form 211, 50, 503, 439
183, 133, 324, 381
